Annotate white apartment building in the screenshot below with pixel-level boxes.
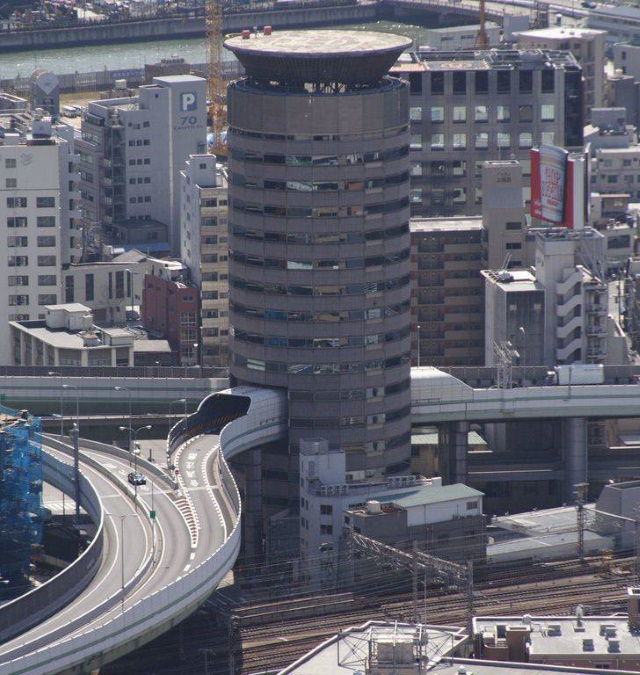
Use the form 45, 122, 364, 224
78, 75, 207, 255
10, 303, 134, 367
514, 26, 606, 119
63, 259, 146, 325
535, 229, 608, 365
0, 114, 81, 364
180, 154, 229, 367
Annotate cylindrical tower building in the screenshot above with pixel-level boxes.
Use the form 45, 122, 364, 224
225, 30, 412, 477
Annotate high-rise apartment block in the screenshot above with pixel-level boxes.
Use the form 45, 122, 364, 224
514, 27, 606, 120
180, 154, 229, 368
225, 30, 412, 479
77, 75, 207, 255
411, 218, 485, 367
392, 49, 583, 217
0, 114, 81, 364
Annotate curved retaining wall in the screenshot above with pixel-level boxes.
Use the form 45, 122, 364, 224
1, 388, 285, 674
0, 451, 104, 644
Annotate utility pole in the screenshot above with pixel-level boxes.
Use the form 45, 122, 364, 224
70, 423, 80, 525
466, 559, 474, 637
634, 505, 640, 583
412, 540, 419, 624
575, 482, 588, 564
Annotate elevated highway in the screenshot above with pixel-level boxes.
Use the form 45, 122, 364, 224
0, 386, 286, 674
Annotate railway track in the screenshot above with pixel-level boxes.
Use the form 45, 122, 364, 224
233, 560, 637, 673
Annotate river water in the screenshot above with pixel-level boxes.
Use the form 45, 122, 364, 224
0, 19, 433, 79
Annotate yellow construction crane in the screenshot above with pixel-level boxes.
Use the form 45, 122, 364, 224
206, 0, 227, 156
474, 0, 489, 50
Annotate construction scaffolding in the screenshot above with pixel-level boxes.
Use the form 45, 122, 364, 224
0, 408, 44, 587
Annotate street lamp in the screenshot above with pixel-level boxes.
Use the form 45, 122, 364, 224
519, 326, 526, 381
125, 268, 134, 323
114, 386, 132, 451
169, 397, 187, 422
118, 424, 152, 466
48, 371, 63, 436
62, 383, 79, 430
104, 512, 140, 611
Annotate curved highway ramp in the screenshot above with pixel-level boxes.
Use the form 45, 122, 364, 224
0, 386, 286, 675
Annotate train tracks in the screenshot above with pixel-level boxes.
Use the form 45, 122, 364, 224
234, 557, 636, 673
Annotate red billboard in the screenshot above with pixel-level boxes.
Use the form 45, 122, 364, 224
530, 145, 587, 230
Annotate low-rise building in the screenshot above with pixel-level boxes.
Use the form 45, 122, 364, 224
141, 258, 199, 365
10, 303, 134, 367
299, 439, 484, 588
474, 589, 640, 670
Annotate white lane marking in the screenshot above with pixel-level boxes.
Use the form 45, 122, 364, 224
183, 564, 191, 572
189, 552, 195, 560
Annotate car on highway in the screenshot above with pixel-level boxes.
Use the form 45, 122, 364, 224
127, 471, 146, 486
581, 1, 597, 7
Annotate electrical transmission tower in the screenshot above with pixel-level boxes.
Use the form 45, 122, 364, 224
493, 341, 518, 389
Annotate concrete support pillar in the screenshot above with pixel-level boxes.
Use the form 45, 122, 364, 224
439, 421, 469, 484
563, 417, 587, 500
232, 448, 263, 564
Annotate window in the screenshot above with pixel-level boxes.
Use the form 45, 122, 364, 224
37, 216, 55, 228
541, 131, 555, 145
37, 256, 56, 266
85, 273, 94, 302
7, 197, 27, 208
453, 71, 466, 94
430, 133, 445, 150
541, 103, 555, 121
541, 69, 555, 93
506, 221, 522, 230
5, 178, 16, 188
7, 217, 27, 228
466, 500, 478, 510
411, 163, 422, 177
430, 71, 444, 95
320, 524, 333, 535
409, 72, 422, 94
506, 242, 521, 250
65, 276, 74, 303
37, 236, 56, 247
8, 276, 28, 286
475, 71, 488, 94
5, 158, 16, 168
410, 134, 422, 150
519, 104, 533, 123
453, 105, 466, 123
8, 236, 27, 247
474, 105, 488, 122
320, 504, 333, 515
497, 71, 511, 94
453, 133, 466, 150
430, 106, 444, 122
519, 70, 533, 93
497, 132, 511, 148
8, 256, 28, 267
452, 160, 466, 176
38, 274, 56, 286
409, 106, 422, 121
475, 132, 489, 149
496, 105, 510, 122
519, 132, 533, 148
38, 294, 56, 305
452, 187, 467, 203
36, 197, 55, 208
9, 295, 29, 306
115, 270, 125, 299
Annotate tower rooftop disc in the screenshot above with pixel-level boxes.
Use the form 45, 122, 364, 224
224, 30, 412, 87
